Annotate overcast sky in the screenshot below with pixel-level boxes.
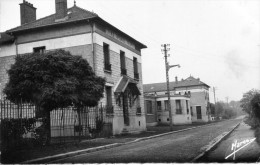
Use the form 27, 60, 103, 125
0, 0, 259, 102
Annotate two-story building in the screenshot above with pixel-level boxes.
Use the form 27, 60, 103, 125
143, 76, 211, 126
0, 0, 147, 135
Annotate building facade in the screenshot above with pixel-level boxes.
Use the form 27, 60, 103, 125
0, 0, 147, 135
143, 76, 211, 125
144, 94, 192, 126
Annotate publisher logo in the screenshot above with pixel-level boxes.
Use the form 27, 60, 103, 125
225, 138, 256, 160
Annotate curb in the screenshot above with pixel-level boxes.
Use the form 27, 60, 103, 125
21, 120, 230, 164
191, 121, 241, 162
22, 143, 121, 164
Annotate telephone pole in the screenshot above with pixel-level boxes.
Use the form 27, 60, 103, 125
213, 87, 217, 105
213, 87, 218, 118
162, 44, 180, 131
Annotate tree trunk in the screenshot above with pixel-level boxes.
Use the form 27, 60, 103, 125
77, 108, 82, 142
43, 110, 51, 145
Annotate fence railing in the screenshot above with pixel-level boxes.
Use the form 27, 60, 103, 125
0, 99, 114, 151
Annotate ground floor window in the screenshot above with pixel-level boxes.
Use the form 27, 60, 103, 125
146, 100, 153, 114
157, 101, 162, 111
164, 100, 169, 111
176, 100, 182, 114
106, 86, 112, 107
186, 100, 189, 114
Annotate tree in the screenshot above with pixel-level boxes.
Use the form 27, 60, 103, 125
240, 89, 260, 128
250, 93, 260, 119
215, 102, 224, 118
210, 103, 215, 116
4, 49, 106, 144
240, 89, 260, 114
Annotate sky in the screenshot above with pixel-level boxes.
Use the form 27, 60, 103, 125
0, 0, 259, 102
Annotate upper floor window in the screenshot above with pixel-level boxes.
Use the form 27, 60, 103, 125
176, 100, 182, 114
133, 57, 139, 80
120, 51, 127, 75
103, 43, 111, 71
157, 101, 162, 111
33, 46, 46, 53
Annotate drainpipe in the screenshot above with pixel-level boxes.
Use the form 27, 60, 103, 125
91, 21, 95, 72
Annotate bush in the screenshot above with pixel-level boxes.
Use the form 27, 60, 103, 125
1, 118, 36, 152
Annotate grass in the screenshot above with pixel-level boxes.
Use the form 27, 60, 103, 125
1, 120, 221, 164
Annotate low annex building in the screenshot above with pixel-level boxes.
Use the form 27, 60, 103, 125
143, 76, 211, 126
0, 0, 147, 135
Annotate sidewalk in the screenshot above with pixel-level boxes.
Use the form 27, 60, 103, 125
1, 121, 219, 164
198, 122, 260, 163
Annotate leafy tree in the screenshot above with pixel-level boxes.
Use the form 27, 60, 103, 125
210, 103, 215, 116
240, 89, 260, 128
215, 101, 224, 117
222, 107, 237, 119
4, 49, 106, 144
240, 89, 260, 114
250, 93, 260, 119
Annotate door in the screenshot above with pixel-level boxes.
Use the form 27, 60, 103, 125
123, 92, 129, 125
196, 106, 202, 119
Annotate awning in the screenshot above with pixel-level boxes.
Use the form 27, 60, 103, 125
114, 76, 141, 95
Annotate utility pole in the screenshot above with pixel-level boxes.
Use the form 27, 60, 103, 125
213, 87, 217, 118
213, 87, 217, 105
162, 44, 180, 131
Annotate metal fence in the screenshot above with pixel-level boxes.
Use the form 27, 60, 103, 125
0, 99, 113, 150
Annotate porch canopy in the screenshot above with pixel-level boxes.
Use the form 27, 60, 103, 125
114, 75, 141, 95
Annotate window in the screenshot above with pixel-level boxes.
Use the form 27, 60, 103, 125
186, 100, 189, 114
106, 86, 112, 107
33, 46, 46, 53
191, 106, 193, 116
176, 100, 182, 114
164, 100, 169, 111
120, 51, 127, 75
146, 100, 152, 114
103, 43, 111, 71
157, 101, 162, 111
133, 57, 139, 79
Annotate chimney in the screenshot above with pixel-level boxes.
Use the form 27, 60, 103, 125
55, 0, 68, 20
20, 0, 37, 25
175, 76, 178, 83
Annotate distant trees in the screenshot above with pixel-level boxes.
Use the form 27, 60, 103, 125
212, 101, 238, 120
4, 49, 106, 144
240, 89, 260, 128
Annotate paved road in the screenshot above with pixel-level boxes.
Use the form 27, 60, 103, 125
52, 119, 241, 163
198, 121, 260, 163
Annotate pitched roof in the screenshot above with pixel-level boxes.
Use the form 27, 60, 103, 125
6, 5, 146, 49
0, 32, 14, 44
7, 6, 98, 33
143, 76, 210, 93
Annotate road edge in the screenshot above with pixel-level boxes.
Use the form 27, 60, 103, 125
21, 120, 229, 164
191, 121, 241, 162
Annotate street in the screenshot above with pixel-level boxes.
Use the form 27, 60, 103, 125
51, 119, 241, 163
